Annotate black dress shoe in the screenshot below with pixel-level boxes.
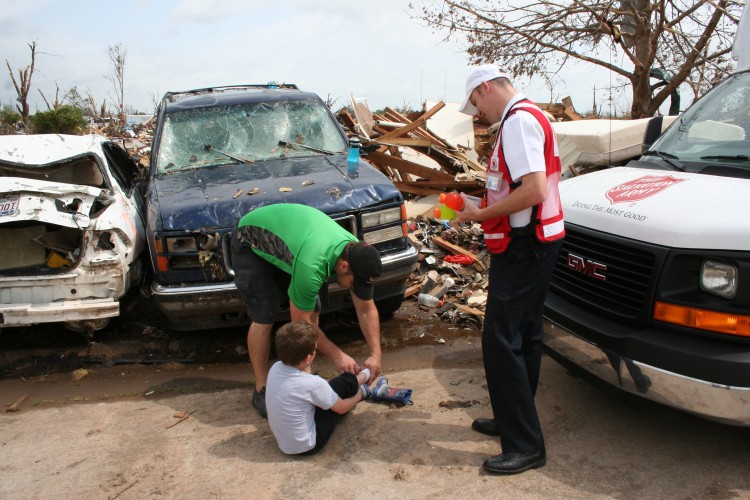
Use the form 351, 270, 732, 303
472, 418, 501, 436
483, 449, 546, 475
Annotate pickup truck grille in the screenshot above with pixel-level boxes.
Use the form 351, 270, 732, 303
222, 214, 359, 276
550, 225, 661, 321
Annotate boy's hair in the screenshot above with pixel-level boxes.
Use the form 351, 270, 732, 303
275, 321, 318, 366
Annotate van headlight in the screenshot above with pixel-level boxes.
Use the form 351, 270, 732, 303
700, 260, 737, 299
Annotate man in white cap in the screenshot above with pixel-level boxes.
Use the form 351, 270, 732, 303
454, 64, 565, 474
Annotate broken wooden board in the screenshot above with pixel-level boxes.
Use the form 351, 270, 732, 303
377, 102, 446, 142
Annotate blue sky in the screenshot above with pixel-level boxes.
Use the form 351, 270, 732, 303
2, 0, 640, 117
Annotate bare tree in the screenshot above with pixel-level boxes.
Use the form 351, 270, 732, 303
38, 83, 76, 111
413, 1, 743, 117
105, 43, 127, 129
148, 91, 161, 115
5, 41, 38, 131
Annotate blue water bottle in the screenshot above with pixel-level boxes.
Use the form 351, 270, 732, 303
347, 137, 361, 178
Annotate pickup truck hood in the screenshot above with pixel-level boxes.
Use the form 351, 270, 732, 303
560, 166, 750, 250
148, 155, 402, 231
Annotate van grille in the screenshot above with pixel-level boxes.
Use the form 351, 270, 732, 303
550, 225, 663, 321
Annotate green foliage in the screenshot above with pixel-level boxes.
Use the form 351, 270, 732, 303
0, 107, 22, 134
30, 105, 88, 134
1, 107, 21, 125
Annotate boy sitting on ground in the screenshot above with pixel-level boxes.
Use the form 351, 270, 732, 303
266, 321, 371, 455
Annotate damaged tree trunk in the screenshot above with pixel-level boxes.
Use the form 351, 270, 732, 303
5, 41, 38, 132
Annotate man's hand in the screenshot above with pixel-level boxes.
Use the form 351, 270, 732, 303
332, 351, 359, 375
361, 354, 381, 384
455, 193, 482, 223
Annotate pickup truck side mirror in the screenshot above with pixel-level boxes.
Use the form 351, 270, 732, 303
642, 116, 664, 153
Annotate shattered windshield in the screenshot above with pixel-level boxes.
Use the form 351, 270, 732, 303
648, 71, 750, 169
155, 98, 347, 173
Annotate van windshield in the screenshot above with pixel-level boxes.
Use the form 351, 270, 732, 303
155, 99, 347, 173
648, 71, 750, 169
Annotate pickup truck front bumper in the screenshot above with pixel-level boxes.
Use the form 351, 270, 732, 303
543, 292, 750, 426
151, 244, 418, 331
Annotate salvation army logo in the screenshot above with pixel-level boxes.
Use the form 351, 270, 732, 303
605, 174, 686, 204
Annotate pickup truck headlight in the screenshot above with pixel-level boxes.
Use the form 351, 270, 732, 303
361, 208, 401, 227
700, 260, 737, 299
361, 207, 406, 245
166, 237, 198, 254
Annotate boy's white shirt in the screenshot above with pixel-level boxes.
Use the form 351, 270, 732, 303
266, 361, 339, 454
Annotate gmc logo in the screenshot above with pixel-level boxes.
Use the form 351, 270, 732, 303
566, 253, 607, 281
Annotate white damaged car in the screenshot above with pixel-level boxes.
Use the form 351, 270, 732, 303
0, 134, 146, 333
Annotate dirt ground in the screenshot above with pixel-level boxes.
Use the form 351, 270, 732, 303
1, 300, 750, 499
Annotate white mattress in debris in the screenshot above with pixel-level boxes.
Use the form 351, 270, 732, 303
552, 116, 678, 169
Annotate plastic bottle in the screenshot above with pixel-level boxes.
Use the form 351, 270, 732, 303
432, 205, 457, 220
432, 192, 486, 220
440, 192, 464, 211
418, 293, 443, 307
440, 191, 486, 210
347, 137, 361, 178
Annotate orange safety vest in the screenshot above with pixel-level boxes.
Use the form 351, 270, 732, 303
481, 99, 565, 254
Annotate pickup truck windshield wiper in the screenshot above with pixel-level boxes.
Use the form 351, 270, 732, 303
204, 144, 253, 164
700, 155, 750, 161
277, 141, 339, 155
641, 150, 685, 171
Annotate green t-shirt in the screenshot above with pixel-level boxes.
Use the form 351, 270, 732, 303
236, 203, 357, 311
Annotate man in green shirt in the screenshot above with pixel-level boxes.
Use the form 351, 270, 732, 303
231, 203, 383, 419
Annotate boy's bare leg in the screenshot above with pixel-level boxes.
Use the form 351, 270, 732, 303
247, 322, 273, 390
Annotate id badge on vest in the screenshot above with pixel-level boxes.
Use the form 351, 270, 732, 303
486, 172, 501, 191
487, 141, 502, 192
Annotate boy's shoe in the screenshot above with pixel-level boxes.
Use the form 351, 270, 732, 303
373, 377, 389, 399
361, 384, 372, 400
252, 387, 268, 419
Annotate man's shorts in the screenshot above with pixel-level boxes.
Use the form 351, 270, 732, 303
231, 230, 320, 324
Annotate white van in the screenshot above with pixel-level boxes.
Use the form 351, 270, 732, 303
543, 8, 750, 425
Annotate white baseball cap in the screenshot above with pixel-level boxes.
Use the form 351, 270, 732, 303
459, 64, 512, 116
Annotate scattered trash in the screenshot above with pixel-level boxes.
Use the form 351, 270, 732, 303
418, 293, 443, 308
6, 394, 30, 413
72, 368, 89, 381
166, 409, 197, 429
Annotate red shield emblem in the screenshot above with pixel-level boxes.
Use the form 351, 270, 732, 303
605, 174, 686, 204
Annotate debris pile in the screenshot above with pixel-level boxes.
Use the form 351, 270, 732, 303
402, 216, 490, 327
335, 95, 582, 325
337, 99, 487, 199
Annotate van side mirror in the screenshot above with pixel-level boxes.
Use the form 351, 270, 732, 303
642, 116, 664, 153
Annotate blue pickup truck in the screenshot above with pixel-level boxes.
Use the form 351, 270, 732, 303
144, 84, 417, 331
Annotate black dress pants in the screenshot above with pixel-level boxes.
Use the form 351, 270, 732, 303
482, 235, 562, 453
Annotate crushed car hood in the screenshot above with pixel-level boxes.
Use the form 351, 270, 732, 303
560, 166, 750, 250
0, 134, 108, 164
148, 156, 402, 231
